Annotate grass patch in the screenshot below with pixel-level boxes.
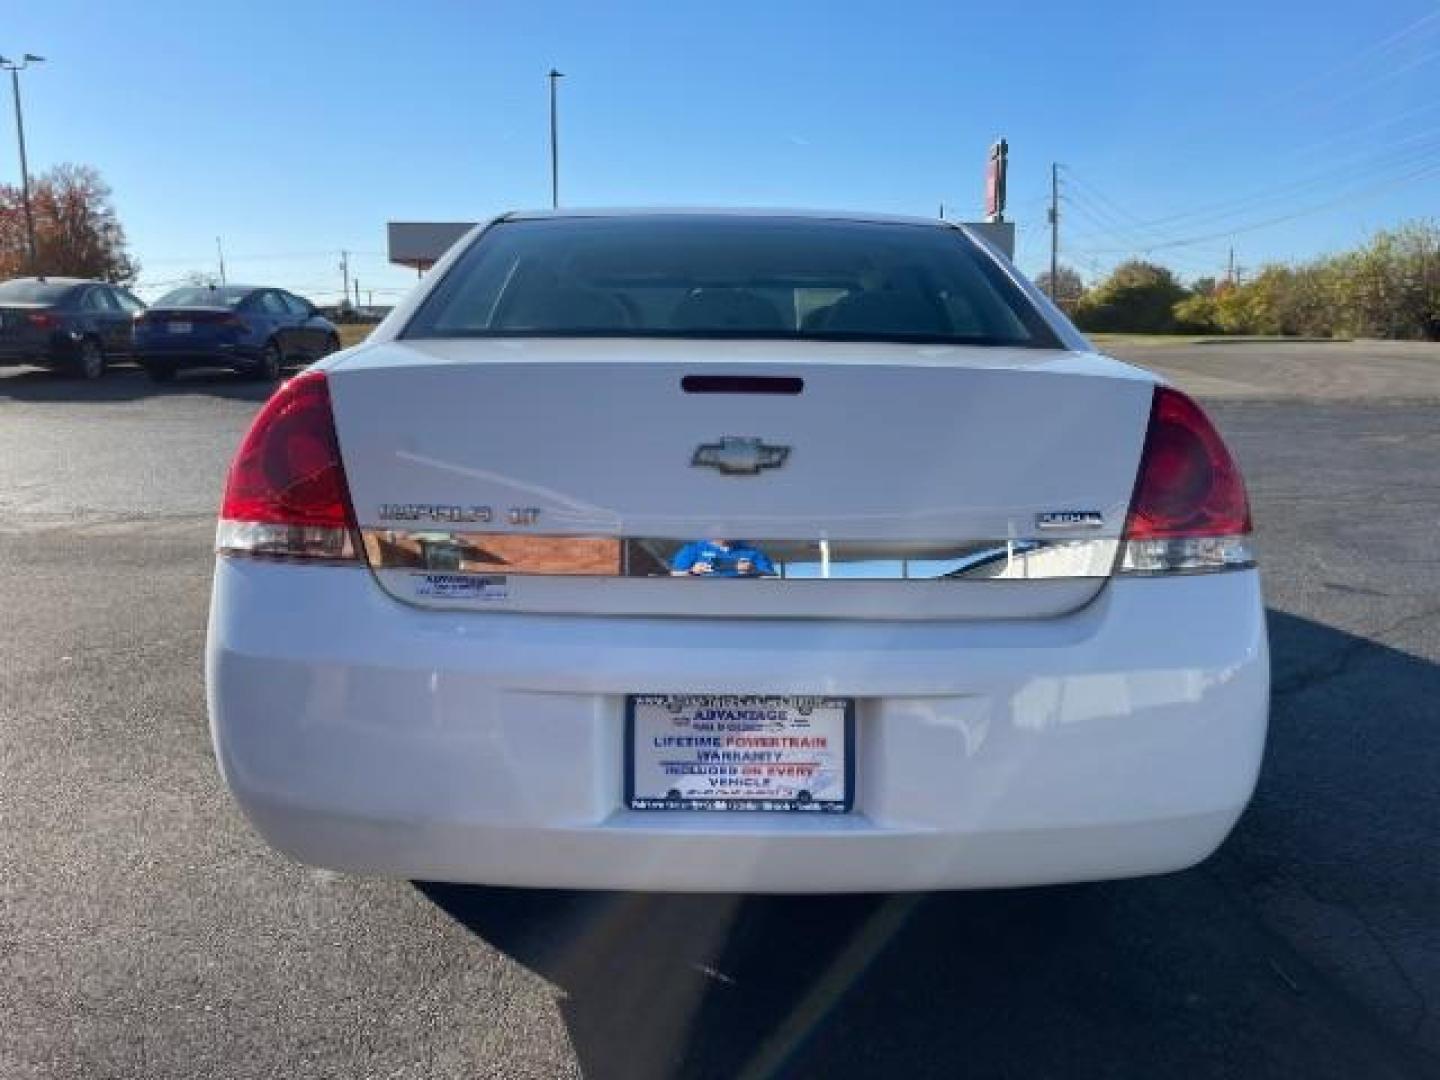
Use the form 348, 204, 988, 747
337, 323, 377, 349
1090, 333, 1348, 347
1089, 333, 1216, 346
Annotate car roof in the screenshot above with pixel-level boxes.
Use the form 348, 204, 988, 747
162, 284, 266, 293
4, 276, 96, 287
502, 207, 951, 228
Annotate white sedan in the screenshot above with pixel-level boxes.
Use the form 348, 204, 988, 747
206, 209, 1267, 892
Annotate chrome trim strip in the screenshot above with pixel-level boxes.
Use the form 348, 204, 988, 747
358, 530, 1122, 581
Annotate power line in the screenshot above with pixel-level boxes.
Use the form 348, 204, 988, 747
138, 247, 387, 266
1061, 197, 1225, 274
1063, 131, 1440, 248
1267, 7, 1440, 111
1071, 156, 1440, 256
1060, 185, 1232, 269
1065, 175, 1222, 248
1062, 182, 1230, 263
1051, 9, 1440, 191
1293, 42, 1440, 121
1060, 106, 1440, 255
1288, 97, 1440, 163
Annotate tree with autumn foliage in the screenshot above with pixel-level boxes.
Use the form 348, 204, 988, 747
0, 164, 138, 283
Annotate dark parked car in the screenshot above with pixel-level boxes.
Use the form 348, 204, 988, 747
134, 285, 340, 382
0, 277, 147, 379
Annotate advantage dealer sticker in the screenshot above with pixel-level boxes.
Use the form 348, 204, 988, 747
410, 573, 509, 601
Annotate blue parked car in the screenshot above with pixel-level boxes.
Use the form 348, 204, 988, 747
0, 277, 147, 379
134, 285, 340, 382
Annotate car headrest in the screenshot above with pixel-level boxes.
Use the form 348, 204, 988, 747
821, 290, 949, 335
670, 288, 788, 331
498, 286, 632, 331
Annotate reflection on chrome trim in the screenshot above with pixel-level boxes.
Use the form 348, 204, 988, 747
359, 530, 1122, 580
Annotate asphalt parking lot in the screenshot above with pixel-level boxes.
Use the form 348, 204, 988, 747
2, 340, 1438, 1079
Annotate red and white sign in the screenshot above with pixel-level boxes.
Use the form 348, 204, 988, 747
628, 695, 852, 812
986, 138, 1009, 220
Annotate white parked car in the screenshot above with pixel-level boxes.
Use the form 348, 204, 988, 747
207, 210, 1267, 892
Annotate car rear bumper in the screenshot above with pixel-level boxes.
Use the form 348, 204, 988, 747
137, 341, 260, 366
0, 334, 73, 366
207, 563, 1269, 892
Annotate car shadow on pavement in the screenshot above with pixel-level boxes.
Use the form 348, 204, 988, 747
417, 608, 1439, 1080
0, 366, 288, 403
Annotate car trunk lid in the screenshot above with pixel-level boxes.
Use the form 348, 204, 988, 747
0, 303, 60, 348
326, 338, 1156, 619
137, 306, 241, 343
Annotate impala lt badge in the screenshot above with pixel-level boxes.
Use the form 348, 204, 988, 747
379, 503, 493, 524
692, 436, 790, 475
1035, 510, 1105, 530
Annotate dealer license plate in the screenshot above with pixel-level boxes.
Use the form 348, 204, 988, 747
626, 694, 854, 812
168, 321, 192, 334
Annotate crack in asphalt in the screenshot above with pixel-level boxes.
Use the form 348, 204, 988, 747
1271, 604, 1440, 699
1200, 846, 1440, 1076
0, 510, 216, 535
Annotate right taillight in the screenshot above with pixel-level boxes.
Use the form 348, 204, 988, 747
216, 370, 359, 561
1119, 387, 1255, 574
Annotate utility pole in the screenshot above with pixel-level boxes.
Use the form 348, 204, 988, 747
215, 237, 227, 284
1048, 162, 1060, 301
339, 250, 350, 307
0, 54, 45, 274
548, 68, 564, 209
353, 278, 361, 309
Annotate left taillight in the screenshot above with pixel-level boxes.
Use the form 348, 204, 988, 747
216, 370, 359, 561
27, 311, 57, 330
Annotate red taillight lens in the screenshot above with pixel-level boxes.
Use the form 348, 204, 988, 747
27, 311, 57, 330
1125, 388, 1250, 539
1120, 387, 1254, 574
217, 371, 357, 560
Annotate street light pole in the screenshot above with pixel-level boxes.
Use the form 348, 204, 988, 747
0, 54, 44, 274
1, 55, 43, 272
548, 68, 564, 209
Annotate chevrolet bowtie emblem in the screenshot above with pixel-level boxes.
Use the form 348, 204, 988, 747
692, 436, 791, 475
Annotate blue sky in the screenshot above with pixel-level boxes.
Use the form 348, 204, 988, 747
6, 0, 1439, 302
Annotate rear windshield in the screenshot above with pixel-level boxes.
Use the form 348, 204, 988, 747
154, 286, 252, 309
403, 216, 1057, 347
0, 280, 77, 303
